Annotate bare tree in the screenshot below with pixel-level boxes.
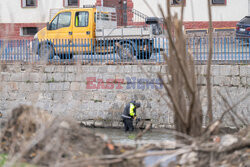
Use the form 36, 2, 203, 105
158, 0, 203, 138
206, 0, 213, 124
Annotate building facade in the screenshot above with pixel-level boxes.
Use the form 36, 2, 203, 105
0, 0, 248, 40
133, 0, 248, 30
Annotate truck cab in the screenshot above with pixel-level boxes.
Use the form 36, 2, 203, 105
34, 7, 96, 59
34, 6, 161, 60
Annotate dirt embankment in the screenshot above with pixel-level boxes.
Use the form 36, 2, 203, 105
0, 105, 141, 167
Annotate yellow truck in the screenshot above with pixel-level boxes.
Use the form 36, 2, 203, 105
33, 6, 163, 60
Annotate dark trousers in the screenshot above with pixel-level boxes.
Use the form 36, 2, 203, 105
123, 118, 134, 132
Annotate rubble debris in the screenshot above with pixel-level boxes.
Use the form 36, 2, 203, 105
175, 126, 250, 167
0, 105, 142, 167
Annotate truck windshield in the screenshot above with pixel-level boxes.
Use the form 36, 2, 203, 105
50, 12, 71, 30
75, 12, 89, 27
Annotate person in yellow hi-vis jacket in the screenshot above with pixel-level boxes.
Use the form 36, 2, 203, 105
121, 101, 141, 132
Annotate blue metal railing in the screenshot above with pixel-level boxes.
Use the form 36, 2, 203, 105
0, 37, 249, 64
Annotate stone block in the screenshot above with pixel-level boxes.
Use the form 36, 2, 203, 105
240, 77, 247, 86
213, 76, 229, 86
39, 83, 49, 91
81, 92, 94, 101
7, 64, 21, 73
18, 82, 28, 92
116, 93, 127, 101
140, 66, 151, 73
79, 101, 90, 111
10, 73, 22, 82
26, 92, 40, 103
107, 66, 119, 73
97, 66, 108, 73
131, 65, 141, 73
21, 72, 30, 82
29, 73, 40, 82
104, 93, 116, 101
211, 65, 222, 76
72, 91, 82, 100
48, 82, 70, 91
123, 65, 132, 73
54, 66, 65, 73
102, 74, 115, 81
79, 82, 87, 90
1, 72, 10, 81
44, 66, 55, 73
36, 101, 53, 113
75, 73, 85, 82
230, 65, 240, 76
85, 120, 94, 126
81, 66, 99, 73
0, 84, 2, 92
197, 75, 206, 85
52, 73, 65, 82
68, 100, 81, 110
230, 77, 240, 86
18, 82, 34, 92
94, 121, 103, 127
32, 83, 40, 91
40, 73, 47, 82
46, 73, 53, 82
196, 65, 206, 75
151, 65, 161, 73
65, 73, 76, 82
70, 82, 80, 91
62, 91, 73, 101
240, 66, 250, 77
219, 65, 234, 76
66, 66, 77, 73
247, 77, 250, 86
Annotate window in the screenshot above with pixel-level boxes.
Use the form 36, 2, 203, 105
64, 0, 79, 7
75, 12, 89, 27
22, 0, 37, 7
211, 0, 226, 5
20, 27, 38, 36
96, 13, 110, 21
171, 0, 185, 6
50, 12, 71, 30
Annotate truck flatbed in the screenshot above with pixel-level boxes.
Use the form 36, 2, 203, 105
96, 26, 151, 39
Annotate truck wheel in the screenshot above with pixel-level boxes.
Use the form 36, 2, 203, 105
39, 44, 54, 60
116, 43, 135, 60
59, 54, 73, 59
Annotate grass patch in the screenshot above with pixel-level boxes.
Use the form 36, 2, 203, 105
91, 99, 102, 103
0, 154, 7, 167
46, 77, 55, 83
0, 154, 36, 167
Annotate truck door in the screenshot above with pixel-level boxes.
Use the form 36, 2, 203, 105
47, 12, 73, 55
72, 10, 93, 54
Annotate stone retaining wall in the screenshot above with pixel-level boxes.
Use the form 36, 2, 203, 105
0, 64, 249, 128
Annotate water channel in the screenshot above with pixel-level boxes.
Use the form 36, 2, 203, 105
90, 128, 174, 145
